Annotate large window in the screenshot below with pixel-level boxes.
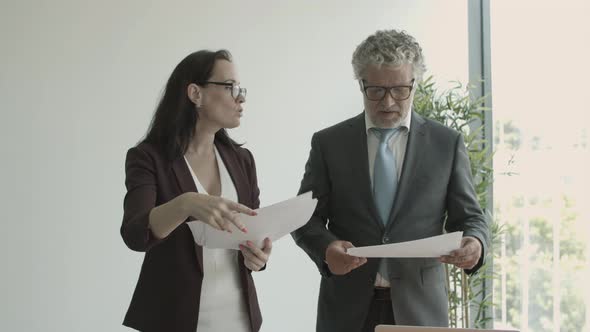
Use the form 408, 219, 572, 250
490, 1, 590, 331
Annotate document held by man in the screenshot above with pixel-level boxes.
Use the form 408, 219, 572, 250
187, 192, 317, 249
347, 231, 464, 258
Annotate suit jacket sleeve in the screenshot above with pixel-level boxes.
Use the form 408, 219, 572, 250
444, 133, 490, 274
120, 146, 164, 252
291, 133, 339, 277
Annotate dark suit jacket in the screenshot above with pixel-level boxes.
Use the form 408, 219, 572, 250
292, 112, 490, 332
121, 140, 262, 332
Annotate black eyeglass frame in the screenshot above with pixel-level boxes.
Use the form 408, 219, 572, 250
199, 81, 247, 99
359, 79, 416, 101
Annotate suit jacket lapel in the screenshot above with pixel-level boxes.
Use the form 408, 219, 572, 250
171, 155, 204, 273
215, 141, 250, 207
386, 111, 427, 231
348, 113, 385, 231
215, 142, 256, 304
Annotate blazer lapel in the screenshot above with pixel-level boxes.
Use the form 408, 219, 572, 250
215, 142, 256, 305
386, 111, 427, 231
171, 155, 204, 273
348, 113, 385, 231
215, 141, 250, 207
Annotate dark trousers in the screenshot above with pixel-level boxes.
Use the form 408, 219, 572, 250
362, 288, 395, 332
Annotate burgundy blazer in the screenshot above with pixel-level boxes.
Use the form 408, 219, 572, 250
121, 140, 262, 332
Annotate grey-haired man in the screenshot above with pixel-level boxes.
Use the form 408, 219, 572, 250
292, 29, 489, 332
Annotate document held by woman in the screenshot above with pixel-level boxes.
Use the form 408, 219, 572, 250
187, 192, 317, 249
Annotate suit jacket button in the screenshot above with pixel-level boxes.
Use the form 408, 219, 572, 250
382, 236, 389, 244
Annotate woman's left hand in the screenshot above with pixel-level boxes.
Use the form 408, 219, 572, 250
240, 237, 272, 272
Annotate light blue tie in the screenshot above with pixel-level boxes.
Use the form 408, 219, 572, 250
372, 127, 399, 225
372, 127, 398, 282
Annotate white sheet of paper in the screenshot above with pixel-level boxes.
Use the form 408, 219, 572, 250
347, 231, 463, 258
186, 192, 317, 249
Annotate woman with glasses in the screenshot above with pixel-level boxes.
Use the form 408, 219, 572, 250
121, 50, 271, 332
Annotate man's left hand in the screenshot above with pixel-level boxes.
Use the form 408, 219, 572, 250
439, 236, 482, 270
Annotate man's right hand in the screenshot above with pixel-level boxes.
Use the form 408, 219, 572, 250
325, 240, 367, 275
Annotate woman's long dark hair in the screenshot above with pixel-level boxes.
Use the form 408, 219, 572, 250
143, 50, 240, 160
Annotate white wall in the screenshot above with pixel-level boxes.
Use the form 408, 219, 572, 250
0, 1, 468, 331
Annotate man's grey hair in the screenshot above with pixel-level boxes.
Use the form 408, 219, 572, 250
352, 29, 426, 81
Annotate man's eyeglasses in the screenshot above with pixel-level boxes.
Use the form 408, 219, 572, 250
201, 81, 247, 99
360, 79, 415, 101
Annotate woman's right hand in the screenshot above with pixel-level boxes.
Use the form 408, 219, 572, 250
182, 192, 257, 233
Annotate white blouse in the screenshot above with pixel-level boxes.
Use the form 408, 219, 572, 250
184, 147, 251, 332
